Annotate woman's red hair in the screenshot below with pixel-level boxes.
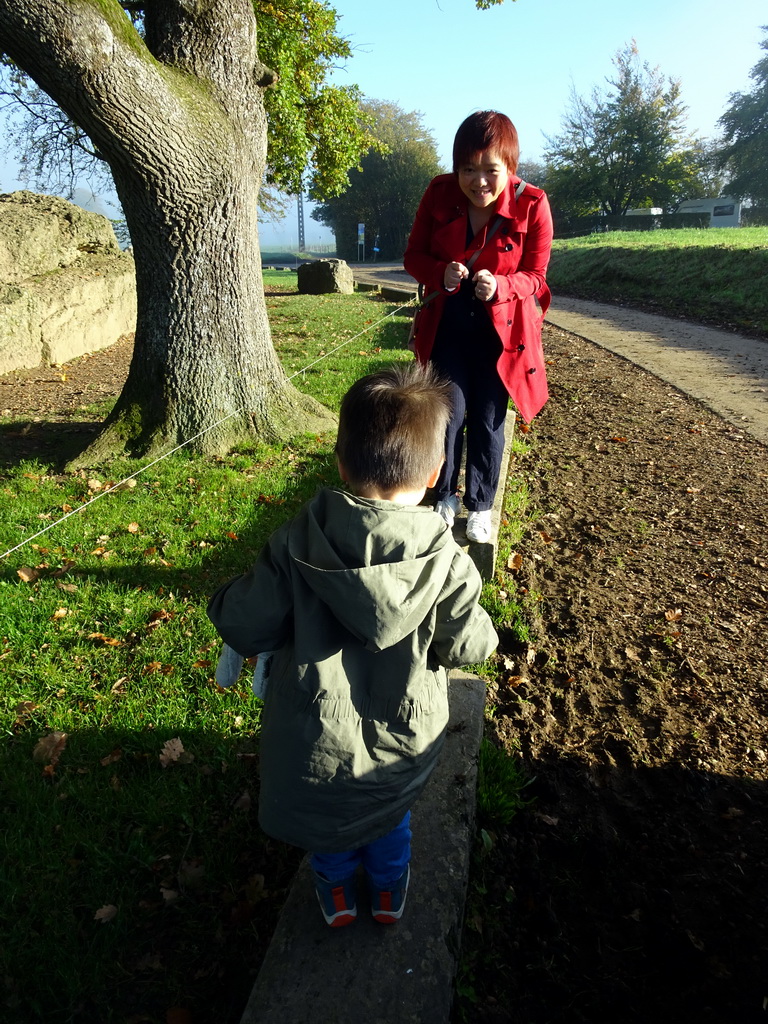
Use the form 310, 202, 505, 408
452, 111, 519, 174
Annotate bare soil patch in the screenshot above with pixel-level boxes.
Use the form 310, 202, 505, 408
472, 324, 768, 1023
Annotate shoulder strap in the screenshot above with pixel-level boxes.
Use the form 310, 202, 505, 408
515, 179, 527, 198
466, 214, 505, 271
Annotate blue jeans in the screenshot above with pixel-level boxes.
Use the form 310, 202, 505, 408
310, 811, 411, 888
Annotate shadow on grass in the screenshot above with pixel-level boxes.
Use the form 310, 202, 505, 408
0, 419, 103, 470
0, 721, 303, 1024
1, 449, 341, 1022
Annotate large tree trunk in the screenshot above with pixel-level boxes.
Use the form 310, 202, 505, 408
0, 0, 335, 462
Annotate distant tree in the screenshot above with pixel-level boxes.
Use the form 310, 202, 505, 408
716, 26, 768, 205
516, 160, 548, 189
545, 43, 702, 216
312, 100, 443, 261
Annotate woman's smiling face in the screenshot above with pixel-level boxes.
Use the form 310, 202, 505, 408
458, 148, 510, 209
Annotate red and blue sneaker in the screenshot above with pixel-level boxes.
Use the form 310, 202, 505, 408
369, 864, 410, 924
313, 872, 357, 928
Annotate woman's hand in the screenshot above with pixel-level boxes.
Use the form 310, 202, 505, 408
473, 269, 498, 302
444, 261, 469, 290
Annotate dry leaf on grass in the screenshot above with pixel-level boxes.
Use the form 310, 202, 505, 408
94, 904, 118, 924
32, 731, 67, 766
159, 738, 194, 768
17, 566, 40, 583
88, 632, 123, 646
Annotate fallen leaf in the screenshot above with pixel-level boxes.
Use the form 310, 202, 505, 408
538, 530, 554, 544
88, 632, 123, 647
147, 609, 172, 625
159, 738, 194, 767
178, 859, 205, 888
233, 789, 252, 811
87, 478, 103, 492
100, 749, 122, 767
51, 607, 68, 620
534, 813, 560, 826
17, 566, 40, 583
664, 608, 683, 622
56, 582, 78, 594
160, 887, 179, 903
127, 522, 140, 533
94, 904, 118, 924
160, 738, 184, 767
32, 731, 68, 766
506, 552, 523, 571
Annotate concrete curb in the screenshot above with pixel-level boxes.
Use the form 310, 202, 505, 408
240, 671, 485, 1024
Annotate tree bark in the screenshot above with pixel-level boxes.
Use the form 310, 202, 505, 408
0, 0, 335, 462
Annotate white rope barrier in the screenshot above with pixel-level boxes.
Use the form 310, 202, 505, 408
0, 298, 414, 562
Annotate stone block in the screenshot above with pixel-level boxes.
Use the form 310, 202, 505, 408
0, 192, 137, 374
297, 258, 354, 295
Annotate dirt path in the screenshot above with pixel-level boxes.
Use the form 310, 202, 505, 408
468, 320, 768, 1024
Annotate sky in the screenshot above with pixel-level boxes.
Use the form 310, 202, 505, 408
1, 0, 765, 247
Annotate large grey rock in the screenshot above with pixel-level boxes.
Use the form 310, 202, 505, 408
297, 258, 354, 295
0, 191, 136, 374
0, 191, 120, 283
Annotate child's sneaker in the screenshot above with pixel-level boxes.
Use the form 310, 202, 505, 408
369, 864, 410, 924
313, 872, 357, 927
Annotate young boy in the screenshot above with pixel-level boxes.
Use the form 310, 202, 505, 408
207, 363, 498, 927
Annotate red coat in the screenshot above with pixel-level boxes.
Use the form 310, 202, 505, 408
403, 173, 553, 423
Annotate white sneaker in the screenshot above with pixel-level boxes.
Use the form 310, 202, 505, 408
466, 510, 492, 543
434, 493, 461, 528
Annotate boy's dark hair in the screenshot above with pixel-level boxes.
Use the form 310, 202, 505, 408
336, 363, 451, 493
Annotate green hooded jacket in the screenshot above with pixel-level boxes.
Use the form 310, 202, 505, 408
207, 488, 498, 852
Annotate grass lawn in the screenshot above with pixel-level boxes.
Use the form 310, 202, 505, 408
0, 276, 440, 1023
548, 226, 768, 335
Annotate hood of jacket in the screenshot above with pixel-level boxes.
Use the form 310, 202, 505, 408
287, 488, 457, 653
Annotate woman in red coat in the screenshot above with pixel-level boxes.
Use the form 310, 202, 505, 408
404, 110, 553, 543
